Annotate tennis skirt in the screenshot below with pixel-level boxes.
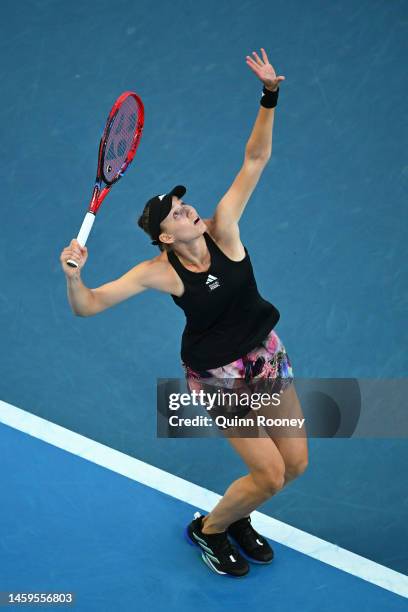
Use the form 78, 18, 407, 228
182, 328, 294, 421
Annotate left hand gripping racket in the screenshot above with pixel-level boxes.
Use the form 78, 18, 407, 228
67, 91, 144, 267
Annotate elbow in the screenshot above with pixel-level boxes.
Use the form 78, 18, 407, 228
74, 305, 101, 317
72, 308, 90, 317
261, 149, 272, 162
245, 150, 271, 164
73, 290, 98, 317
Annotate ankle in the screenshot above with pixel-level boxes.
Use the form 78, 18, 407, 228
201, 515, 225, 535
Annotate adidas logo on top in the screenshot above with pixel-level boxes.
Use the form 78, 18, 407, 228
206, 274, 220, 291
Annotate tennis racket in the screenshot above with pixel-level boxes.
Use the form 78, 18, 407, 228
67, 91, 144, 267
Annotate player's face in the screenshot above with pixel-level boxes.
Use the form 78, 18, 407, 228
160, 196, 205, 244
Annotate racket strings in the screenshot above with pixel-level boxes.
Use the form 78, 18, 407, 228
103, 95, 141, 181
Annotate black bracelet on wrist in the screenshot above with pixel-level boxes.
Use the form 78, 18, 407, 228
260, 85, 279, 108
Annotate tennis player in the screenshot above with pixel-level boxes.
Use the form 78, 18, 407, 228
60, 48, 308, 577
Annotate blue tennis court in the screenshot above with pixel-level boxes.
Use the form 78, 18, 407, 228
1, 415, 407, 611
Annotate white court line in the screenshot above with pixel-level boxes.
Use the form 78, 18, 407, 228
0, 399, 407, 599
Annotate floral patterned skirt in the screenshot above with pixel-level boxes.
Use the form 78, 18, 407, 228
182, 328, 294, 417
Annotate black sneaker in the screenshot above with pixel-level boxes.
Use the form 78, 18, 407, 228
185, 512, 249, 577
227, 515, 274, 564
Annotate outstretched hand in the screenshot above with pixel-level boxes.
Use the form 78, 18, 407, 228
245, 48, 285, 92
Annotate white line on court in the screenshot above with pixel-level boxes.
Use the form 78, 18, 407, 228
0, 399, 407, 599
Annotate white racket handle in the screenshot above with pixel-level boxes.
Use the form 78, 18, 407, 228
66, 212, 96, 268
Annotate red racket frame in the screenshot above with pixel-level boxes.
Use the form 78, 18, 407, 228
88, 91, 144, 215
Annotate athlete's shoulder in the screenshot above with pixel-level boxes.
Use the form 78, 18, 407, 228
202, 218, 245, 261
139, 251, 183, 295
141, 251, 174, 275
202, 217, 237, 243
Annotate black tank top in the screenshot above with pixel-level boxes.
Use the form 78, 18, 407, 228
167, 232, 280, 371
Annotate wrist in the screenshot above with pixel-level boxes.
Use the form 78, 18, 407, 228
67, 272, 81, 284
260, 85, 279, 108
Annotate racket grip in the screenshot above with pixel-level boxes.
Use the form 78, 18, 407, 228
66, 212, 96, 268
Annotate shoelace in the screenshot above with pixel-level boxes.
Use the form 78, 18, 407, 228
231, 518, 263, 547
201, 528, 239, 559
217, 536, 239, 559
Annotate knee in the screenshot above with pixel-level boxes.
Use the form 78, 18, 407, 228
252, 464, 286, 497
285, 456, 309, 481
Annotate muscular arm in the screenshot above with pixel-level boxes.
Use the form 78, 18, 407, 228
208, 104, 275, 256
246, 102, 276, 160
67, 259, 181, 317
211, 48, 283, 247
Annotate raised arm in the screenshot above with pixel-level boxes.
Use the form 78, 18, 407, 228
212, 49, 285, 244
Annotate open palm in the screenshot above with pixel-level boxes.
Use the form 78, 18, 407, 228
246, 48, 285, 92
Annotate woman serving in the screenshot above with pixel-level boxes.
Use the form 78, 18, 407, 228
60, 48, 308, 578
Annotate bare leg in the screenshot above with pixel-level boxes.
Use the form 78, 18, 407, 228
201, 437, 286, 534
202, 383, 308, 534
257, 382, 309, 485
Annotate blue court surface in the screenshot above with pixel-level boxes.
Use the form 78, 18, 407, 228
0, 405, 407, 611
1, 0, 407, 610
